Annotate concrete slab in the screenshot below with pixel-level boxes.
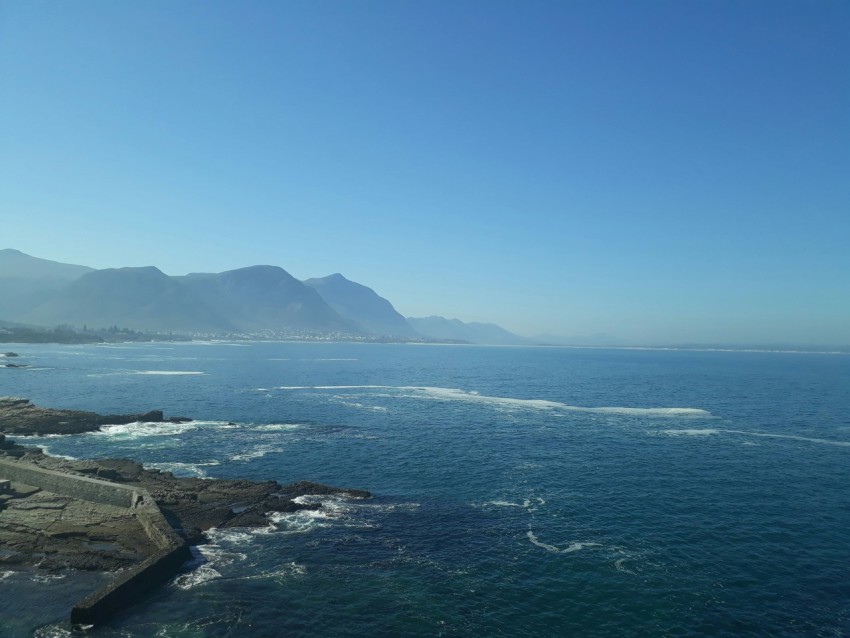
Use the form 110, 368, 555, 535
9, 482, 41, 497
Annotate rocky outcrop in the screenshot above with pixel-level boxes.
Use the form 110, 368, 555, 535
0, 397, 189, 435
1, 449, 370, 567
0, 400, 371, 626
1, 445, 370, 627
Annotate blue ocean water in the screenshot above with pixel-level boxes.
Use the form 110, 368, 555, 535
2, 342, 849, 637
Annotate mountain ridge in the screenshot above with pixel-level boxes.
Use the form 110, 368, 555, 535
0, 249, 572, 344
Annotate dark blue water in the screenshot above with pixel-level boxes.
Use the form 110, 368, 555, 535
2, 342, 849, 637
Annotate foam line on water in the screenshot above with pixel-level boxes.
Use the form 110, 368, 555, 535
484, 500, 525, 508
661, 429, 720, 436
337, 400, 388, 412
274, 385, 712, 418
230, 444, 283, 461
660, 428, 850, 447
722, 429, 850, 447
526, 529, 603, 554
33, 627, 74, 638
135, 370, 205, 375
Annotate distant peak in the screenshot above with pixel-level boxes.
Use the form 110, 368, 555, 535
95, 265, 166, 276
228, 265, 286, 274
304, 273, 349, 285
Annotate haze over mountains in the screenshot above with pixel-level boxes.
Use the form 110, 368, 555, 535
0, 249, 564, 344
303, 274, 420, 339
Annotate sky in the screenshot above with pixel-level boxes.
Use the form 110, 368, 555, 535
1, 1, 848, 345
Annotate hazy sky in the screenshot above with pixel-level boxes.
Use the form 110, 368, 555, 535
1, 1, 848, 344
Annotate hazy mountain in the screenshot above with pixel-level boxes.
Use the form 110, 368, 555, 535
0, 249, 96, 320
23, 266, 234, 333
407, 316, 528, 345
1, 250, 534, 342
0, 248, 94, 281
304, 273, 420, 338
179, 266, 359, 333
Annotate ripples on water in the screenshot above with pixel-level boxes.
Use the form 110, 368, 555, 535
3, 343, 849, 637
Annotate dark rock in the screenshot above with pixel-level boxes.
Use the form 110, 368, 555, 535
3, 352, 19, 357
0, 399, 180, 436
279, 480, 371, 500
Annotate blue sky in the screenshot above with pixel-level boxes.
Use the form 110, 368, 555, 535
1, 1, 848, 344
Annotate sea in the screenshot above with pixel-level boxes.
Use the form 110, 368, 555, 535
1, 341, 849, 637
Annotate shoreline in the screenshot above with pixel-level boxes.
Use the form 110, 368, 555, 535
0, 398, 370, 627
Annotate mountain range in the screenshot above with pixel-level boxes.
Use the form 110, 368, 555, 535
0, 249, 547, 344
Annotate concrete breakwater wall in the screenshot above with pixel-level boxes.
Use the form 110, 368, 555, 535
0, 458, 139, 508
71, 497, 191, 626
0, 457, 191, 626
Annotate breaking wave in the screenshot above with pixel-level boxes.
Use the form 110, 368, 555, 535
146, 460, 221, 478
92, 421, 198, 438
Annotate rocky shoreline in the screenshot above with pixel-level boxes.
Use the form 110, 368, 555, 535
0, 397, 192, 436
0, 398, 370, 624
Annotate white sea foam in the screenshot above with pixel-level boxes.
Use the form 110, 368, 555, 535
721, 429, 850, 448
527, 529, 602, 554
228, 561, 307, 584
146, 461, 220, 478
92, 421, 197, 439
274, 385, 711, 418
661, 429, 720, 436
230, 444, 283, 461
473, 498, 538, 510
660, 427, 850, 448
484, 500, 525, 508
173, 541, 248, 590
268, 495, 378, 534
260, 561, 307, 579
0, 570, 16, 580
33, 627, 74, 638
173, 564, 221, 590
205, 528, 255, 545
33, 446, 78, 460
268, 508, 335, 534
31, 573, 67, 583
276, 385, 389, 390
337, 400, 388, 412
354, 501, 420, 513
135, 370, 205, 375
